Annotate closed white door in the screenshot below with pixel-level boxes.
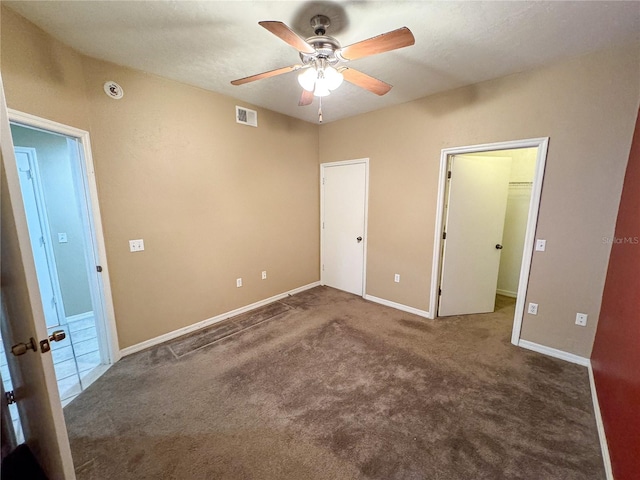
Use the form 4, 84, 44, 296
438, 155, 512, 316
321, 161, 367, 295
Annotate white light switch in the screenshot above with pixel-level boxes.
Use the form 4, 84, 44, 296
129, 239, 145, 252
535, 239, 546, 252
58, 233, 68, 243
394, 274, 400, 283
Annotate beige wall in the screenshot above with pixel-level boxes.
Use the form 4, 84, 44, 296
319, 45, 640, 357
2, 8, 320, 348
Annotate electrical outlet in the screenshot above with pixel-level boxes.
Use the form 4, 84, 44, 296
394, 274, 400, 283
236, 278, 242, 288
129, 239, 144, 252
58, 233, 68, 243
535, 239, 546, 251
528, 303, 538, 315
261, 271, 267, 280
576, 313, 588, 326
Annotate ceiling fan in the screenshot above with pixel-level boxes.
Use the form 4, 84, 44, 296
231, 15, 415, 121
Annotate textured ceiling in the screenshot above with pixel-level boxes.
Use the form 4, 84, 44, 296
5, 1, 640, 124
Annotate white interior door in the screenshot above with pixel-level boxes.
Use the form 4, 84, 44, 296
438, 155, 512, 316
321, 161, 367, 296
15, 147, 63, 328
1, 76, 76, 478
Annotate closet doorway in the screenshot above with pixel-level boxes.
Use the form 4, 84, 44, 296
430, 138, 549, 345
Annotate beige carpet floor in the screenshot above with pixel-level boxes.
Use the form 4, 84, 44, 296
64, 287, 604, 479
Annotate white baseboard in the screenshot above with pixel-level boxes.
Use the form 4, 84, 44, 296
364, 294, 430, 319
517, 339, 590, 366
588, 363, 614, 480
120, 281, 321, 357
65, 311, 94, 323
496, 289, 517, 298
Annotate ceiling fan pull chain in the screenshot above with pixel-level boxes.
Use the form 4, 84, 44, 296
318, 96, 323, 123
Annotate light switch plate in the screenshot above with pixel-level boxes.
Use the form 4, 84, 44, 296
535, 239, 546, 251
58, 233, 68, 243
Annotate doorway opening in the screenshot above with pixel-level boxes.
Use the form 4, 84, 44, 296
6, 112, 119, 410
430, 138, 549, 345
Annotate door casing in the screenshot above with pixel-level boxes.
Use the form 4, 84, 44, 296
320, 158, 369, 297
429, 138, 549, 346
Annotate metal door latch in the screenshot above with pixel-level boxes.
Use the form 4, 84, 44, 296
39, 330, 66, 353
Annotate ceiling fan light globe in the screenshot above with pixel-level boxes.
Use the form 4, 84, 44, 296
324, 67, 344, 90
314, 79, 331, 97
298, 68, 317, 92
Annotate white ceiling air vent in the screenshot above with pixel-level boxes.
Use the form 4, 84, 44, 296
236, 106, 257, 127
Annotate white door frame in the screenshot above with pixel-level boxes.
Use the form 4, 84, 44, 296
9, 109, 121, 364
320, 158, 369, 297
429, 138, 549, 346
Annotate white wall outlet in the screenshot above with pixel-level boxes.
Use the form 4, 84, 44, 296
576, 313, 588, 326
236, 278, 243, 288
129, 239, 144, 252
528, 303, 539, 315
261, 271, 267, 280
535, 239, 546, 251
394, 274, 400, 283
58, 233, 68, 243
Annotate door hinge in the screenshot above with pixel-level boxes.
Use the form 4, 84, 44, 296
447, 171, 452, 179
39, 236, 45, 247
442, 232, 447, 240
96, 265, 103, 272
322, 177, 325, 185
5, 390, 16, 406
439, 288, 442, 296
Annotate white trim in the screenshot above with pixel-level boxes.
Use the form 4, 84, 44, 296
496, 289, 518, 298
517, 339, 590, 366
65, 311, 93, 324
429, 137, 550, 352
120, 281, 321, 357
8, 109, 121, 364
320, 158, 369, 297
588, 363, 614, 480
364, 294, 430, 318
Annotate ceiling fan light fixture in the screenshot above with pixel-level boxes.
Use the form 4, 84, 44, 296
298, 67, 317, 92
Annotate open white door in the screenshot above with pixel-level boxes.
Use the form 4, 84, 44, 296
438, 155, 511, 316
321, 160, 368, 296
1, 76, 75, 479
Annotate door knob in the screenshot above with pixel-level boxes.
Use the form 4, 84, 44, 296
495, 244, 503, 250
357, 236, 363, 243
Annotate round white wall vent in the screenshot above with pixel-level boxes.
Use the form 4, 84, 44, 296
103, 81, 124, 99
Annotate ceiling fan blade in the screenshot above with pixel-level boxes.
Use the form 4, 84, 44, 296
340, 27, 415, 61
231, 65, 300, 86
299, 89, 314, 106
341, 68, 392, 96
259, 21, 316, 54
